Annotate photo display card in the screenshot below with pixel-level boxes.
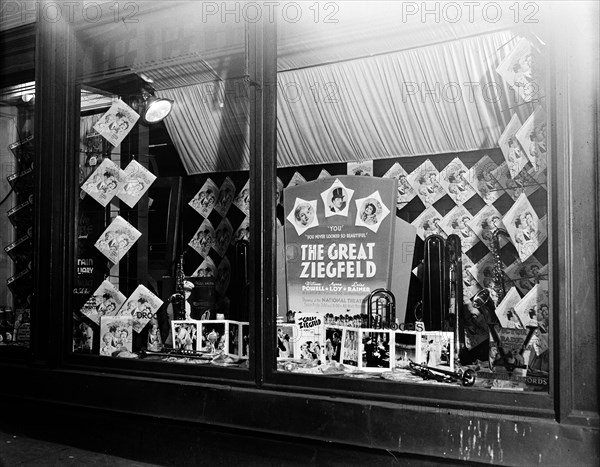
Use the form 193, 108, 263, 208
467, 155, 504, 205
293, 312, 325, 364
116, 159, 157, 208
359, 329, 392, 372
198, 320, 227, 354
499, 114, 528, 179
81, 158, 127, 207
439, 158, 476, 205
407, 159, 446, 207
171, 320, 200, 351
94, 216, 141, 264
93, 99, 139, 147
382, 162, 416, 210
99, 315, 133, 356
412, 206, 446, 240
341, 328, 360, 368
416, 331, 454, 372
502, 194, 547, 262
189, 178, 219, 218
118, 284, 164, 333
188, 219, 215, 258
79, 279, 127, 325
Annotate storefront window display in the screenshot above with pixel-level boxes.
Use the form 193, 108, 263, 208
0, 80, 35, 349
70, 3, 252, 369
274, 3, 550, 393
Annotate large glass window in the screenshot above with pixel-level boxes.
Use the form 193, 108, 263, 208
0, 80, 35, 349
274, 2, 550, 394
70, 3, 252, 370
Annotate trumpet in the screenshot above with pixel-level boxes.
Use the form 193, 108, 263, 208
409, 360, 476, 386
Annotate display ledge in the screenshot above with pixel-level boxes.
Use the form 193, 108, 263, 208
0, 365, 597, 466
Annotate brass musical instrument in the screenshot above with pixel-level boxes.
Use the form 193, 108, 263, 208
422, 234, 445, 330
490, 228, 511, 303
409, 360, 476, 386
170, 253, 187, 320
367, 288, 396, 329
445, 234, 466, 366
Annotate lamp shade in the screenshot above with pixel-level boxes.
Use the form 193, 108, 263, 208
142, 96, 174, 124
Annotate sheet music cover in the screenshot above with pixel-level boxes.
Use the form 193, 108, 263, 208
192, 256, 217, 278
499, 114, 528, 179
383, 162, 416, 210
232, 179, 250, 216
118, 284, 164, 333
189, 178, 219, 217
81, 158, 127, 207
411, 205, 445, 240
234, 218, 249, 242
491, 161, 540, 201
215, 257, 231, 295
439, 158, 476, 205
213, 177, 236, 217
495, 37, 544, 103
502, 194, 547, 262
467, 155, 504, 205
188, 218, 215, 258
467, 204, 508, 252
347, 160, 373, 177
515, 106, 547, 173
496, 287, 525, 329
93, 99, 139, 147
407, 159, 446, 207
80, 279, 127, 325
286, 172, 306, 188
99, 315, 133, 356
116, 159, 156, 208
213, 218, 233, 257
505, 256, 544, 295
94, 216, 141, 264
439, 205, 479, 252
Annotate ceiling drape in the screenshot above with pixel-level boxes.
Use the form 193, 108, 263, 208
159, 30, 523, 174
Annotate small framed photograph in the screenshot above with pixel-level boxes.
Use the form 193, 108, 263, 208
359, 329, 392, 372
394, 331, 418, 369
341, 328, 359, 368
276, 324, 296, 359
171, 320, 199, 351
199, 320, 226, 353
416, 332, 454, 372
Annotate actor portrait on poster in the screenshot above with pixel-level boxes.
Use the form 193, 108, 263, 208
467, 204, 507, 252
80, 279, 126, 325
320, 179, 354, 218
99, 315, 133, 356
287, 197, 319, 235
354, 191, 390, 233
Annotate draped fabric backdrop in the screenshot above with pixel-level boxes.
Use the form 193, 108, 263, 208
159, 30, 526, 175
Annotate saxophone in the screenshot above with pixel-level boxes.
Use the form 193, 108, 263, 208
171, 253, 186, 320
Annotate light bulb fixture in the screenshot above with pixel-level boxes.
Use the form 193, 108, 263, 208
140, 88, 174, 125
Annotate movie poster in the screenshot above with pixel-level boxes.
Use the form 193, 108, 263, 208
382, 162, 416, 210
93, 99, 139, 147
283, 176, 397, 316
117, 159, 156, 208
94, 216, 141, 264
439, 158, 476, 205
81, 158, 126, 207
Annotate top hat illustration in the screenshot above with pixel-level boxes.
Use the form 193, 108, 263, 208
331, 187, 345, 200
